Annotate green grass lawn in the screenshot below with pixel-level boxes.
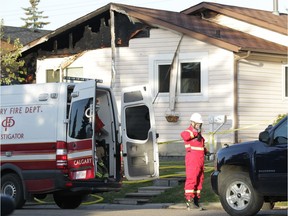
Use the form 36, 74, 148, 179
99, 160, 219, 204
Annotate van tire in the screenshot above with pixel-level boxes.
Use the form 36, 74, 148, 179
219, 171, 263, 216
53, 193, 82, 209
1, 173, 26, 209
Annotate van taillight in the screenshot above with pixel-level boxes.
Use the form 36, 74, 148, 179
56, 141, 68, 169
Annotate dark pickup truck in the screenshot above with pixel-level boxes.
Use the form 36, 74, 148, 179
211, 116, 287, 216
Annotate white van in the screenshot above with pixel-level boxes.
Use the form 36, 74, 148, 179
0, 77, 159, 209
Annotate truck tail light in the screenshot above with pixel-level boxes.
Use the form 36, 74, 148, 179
56, 141, 68, 169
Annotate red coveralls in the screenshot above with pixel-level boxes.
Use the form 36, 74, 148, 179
180, 125, 206, 201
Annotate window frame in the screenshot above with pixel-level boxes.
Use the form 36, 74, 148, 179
149, 53, 208, 102
283, 65, 288, 100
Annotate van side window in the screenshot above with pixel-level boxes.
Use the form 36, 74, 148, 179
273, 119, 287, 145
125, 105, 150, 140
69, 98, 93, 139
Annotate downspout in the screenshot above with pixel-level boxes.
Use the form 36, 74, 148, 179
110, 8, 116, 89
233, 51, 251, 143
169, 34, 183, 111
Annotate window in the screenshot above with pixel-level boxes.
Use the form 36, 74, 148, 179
66, 67, 83, 78
157, 62, 201, 93
180, 62, 201, 93
158, 65, 170, 93
69, 98, 93, 139
273, 118, 287, 145
46, 69, 60, 83
123, 90, 143, 103
149, 53, 208, 102
125, 105, 150, 140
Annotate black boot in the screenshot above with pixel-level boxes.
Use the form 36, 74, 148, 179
193, 197, 206, 211
186, 199, 201, 211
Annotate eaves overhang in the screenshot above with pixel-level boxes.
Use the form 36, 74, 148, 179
181, 2, 288, 35
21, 3, 288, 56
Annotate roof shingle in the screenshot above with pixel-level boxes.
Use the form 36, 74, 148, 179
2, 26, 51, 45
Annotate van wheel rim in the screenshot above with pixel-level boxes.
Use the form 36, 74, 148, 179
3, 183, 17, 198
226, 181, 251, 210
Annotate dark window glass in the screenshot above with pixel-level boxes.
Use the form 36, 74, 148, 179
125, 105, 150, 140
274, 118, 287, 145
180, 62, 201, 93
158, 65, 170, 93
69, 98, 93, 139
124, 90, 143, 103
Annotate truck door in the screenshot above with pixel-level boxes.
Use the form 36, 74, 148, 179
256, 117, 287, 195
121, 85, 159, 180
66, 79, 98, 180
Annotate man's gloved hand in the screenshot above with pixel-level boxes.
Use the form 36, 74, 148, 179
205, 151, 211, 156
197, 133, 202, 141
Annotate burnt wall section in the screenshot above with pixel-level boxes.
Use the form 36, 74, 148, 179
21, 9, 152, 82
75, 18, 111, 51
33, 12, 150, 57
114, 12, 150, 47
34, 12, 111, 56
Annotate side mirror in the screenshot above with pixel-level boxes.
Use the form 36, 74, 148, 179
264, 124, 273, 131
259, 131, 270, 143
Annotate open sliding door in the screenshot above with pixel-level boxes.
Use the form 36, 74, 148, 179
121, 85, 159, 180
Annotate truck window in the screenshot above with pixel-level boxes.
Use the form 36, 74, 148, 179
273, 119, 287, 145
125, 105, 150, 140
69, 98, 93, 139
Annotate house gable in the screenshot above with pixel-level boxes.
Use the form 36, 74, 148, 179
181, 2, 288, 35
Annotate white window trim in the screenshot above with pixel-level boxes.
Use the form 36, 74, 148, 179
149, 52, 208, 103
283, 65, 288, 101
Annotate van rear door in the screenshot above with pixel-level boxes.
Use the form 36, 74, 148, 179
121, 85, 159, 180
66, 79, 98, 180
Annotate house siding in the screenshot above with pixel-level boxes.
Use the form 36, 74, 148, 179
36, 28, 236, 156
237, 59, 288, 142
114, 29, 235, 156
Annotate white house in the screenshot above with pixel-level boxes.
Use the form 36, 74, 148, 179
21, 2, 288, 156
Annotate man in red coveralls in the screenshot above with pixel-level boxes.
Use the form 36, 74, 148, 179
180, 113, 208, 211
